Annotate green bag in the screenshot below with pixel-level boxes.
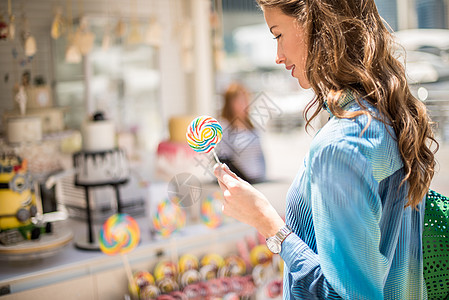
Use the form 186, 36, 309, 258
423, 190, 449, 299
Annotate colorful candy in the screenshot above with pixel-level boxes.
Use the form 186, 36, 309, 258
186, 116, 222, 153
178, 253, 199, 273
249, 245, 273, 267
129, 271, 155, 297
152, 198, 186, 237
180, 269, 201, 287
99, 213, 140, 255
154, 260, 178, 281
224, 255, 247, 276
134, 271, 155, 289
201, 253, 225, 269
201, 192, 224, 228
140, 284, 160, 299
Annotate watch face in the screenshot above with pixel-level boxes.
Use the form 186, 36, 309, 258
266, 239, 281, 254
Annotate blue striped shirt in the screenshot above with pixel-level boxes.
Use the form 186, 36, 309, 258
280, 91, 427, 299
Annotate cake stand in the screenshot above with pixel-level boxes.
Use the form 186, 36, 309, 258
73, 178, 129, 250
72, 146, 130, 251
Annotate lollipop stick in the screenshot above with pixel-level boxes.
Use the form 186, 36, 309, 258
212, 149, 220, 164
170, 238, 179, 266
121, 253, 137, 295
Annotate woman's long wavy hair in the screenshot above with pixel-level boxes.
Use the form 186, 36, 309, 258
257, 0, 438, 208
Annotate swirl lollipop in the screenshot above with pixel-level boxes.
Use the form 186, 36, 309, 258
99, 213, 140, 255
186, 115, 222, 163
201, 192, 224, 229
99, 213, 141, 295
152, 198, 186, 237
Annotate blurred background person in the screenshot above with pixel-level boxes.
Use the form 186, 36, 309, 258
217, 82, 266, 184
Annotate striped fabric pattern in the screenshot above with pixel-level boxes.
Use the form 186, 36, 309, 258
280, 91, 427, 299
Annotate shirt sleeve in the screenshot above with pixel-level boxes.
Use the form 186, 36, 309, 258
281, 140, 387, 299
281, 233, 343, 299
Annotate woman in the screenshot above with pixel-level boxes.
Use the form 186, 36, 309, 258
214, 0, 437, 299
217, 82, 266, 184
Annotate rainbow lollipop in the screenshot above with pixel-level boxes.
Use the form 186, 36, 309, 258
99, 213, 141, 296
152, 198, 186, 237
186, 115, 222, 163
99, 213, 141, 255
201, 192, 224, 229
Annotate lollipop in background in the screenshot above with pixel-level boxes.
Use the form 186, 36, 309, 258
99, 213, 141, 296
186, 115, 223, 163
99, 213, 140, 255
152, 198, 186, 237
201, 192, 224, 229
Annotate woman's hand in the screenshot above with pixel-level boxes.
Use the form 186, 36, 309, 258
213, 163, 285, 238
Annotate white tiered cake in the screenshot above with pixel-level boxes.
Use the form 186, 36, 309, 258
73, 149, 129, 186
74, 112, 129, 186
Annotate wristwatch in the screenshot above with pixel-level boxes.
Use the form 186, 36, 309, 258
266, 225, 292, 254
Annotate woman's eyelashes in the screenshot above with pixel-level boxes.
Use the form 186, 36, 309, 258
273, 34, 282, 40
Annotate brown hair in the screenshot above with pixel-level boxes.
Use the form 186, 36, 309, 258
257, 0, 438, 208
221, 82, 255, 129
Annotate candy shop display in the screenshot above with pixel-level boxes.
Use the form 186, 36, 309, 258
186, 115, 223, 163
127, 231, 285, 300
152, 198, 186, 237
200, 191, 224, 229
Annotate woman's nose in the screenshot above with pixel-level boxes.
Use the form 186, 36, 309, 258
275, 50, 285, 65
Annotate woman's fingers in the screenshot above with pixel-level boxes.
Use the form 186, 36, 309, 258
221, 163, 240, 180
217, 179, 227, 194
214, 163, 240, 188
214, 163, 241, 208
214, 164, 231, 206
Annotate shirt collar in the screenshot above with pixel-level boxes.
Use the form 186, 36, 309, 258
323, 89, 356, 116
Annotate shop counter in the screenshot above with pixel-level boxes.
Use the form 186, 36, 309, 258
0, 217, 256, 299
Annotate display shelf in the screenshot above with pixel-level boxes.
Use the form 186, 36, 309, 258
0, 216, 256, 298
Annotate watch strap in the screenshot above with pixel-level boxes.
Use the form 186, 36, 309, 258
275, 224, 292, 244
266, 225, 292, 248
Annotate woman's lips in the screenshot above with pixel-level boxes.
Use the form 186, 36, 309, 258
286, 65, 295, 77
